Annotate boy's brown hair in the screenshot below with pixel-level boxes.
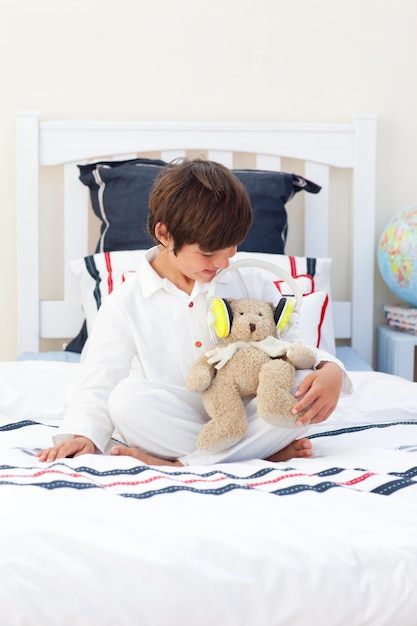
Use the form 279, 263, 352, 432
148, 158, 253, 253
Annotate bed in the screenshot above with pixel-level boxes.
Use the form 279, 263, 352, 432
2, 111, 416, 625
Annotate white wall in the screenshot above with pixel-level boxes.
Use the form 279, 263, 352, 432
1, 0, 417, 359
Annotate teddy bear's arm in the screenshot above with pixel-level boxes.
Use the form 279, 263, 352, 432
285, 341, 316, 370
186, 354, 216, 393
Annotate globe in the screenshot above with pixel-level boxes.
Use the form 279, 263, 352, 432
377, 204, 417, 306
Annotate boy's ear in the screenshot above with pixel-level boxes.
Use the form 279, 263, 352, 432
155, 222, 170, 246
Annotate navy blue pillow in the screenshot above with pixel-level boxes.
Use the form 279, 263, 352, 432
78, 158, 166, 253
233, 170, 320, 253
78, 157, 321, 255
65, 319, 88, 354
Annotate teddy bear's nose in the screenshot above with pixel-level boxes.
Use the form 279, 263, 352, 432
249, 323, 256, 333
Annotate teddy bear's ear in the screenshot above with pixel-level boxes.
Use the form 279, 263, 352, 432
209, 298, 234, 337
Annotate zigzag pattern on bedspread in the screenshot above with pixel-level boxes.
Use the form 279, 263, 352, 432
1, 420, 417, 500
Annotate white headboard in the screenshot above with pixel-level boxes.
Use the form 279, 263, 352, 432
16, 111, 377, 364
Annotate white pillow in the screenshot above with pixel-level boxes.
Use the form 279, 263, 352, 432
71, 250, 146, 336
233, 251, 332, 295
296, 290, 331, 351
71, 249, 335, 354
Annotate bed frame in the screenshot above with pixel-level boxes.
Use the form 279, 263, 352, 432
16, 111, 378, 364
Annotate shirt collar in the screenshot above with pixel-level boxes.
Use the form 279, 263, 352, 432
139, 246, 233, 298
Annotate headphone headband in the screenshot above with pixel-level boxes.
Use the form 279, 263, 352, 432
210, 258, 303, 315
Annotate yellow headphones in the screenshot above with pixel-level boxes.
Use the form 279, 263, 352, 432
210, 298, 234, 337
207, 258, 303, 338
209, 296, 295, 338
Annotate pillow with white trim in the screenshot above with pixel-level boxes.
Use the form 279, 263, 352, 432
70, 250, 334, 355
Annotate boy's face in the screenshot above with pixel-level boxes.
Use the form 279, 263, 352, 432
172, 243, 237, 283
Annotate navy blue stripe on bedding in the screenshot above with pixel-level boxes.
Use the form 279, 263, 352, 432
84, 254, 102, 311
307, 421, 417, 440
305, 257, 316, 277
0, 420, 47, 432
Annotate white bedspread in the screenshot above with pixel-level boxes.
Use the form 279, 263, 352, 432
0, 364, 417, 626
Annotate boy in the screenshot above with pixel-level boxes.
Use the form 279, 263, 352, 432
37, 159, 348, 466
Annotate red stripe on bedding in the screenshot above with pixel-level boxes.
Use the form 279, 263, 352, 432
317, 292, 328, 348
273, 256, 315, 295
102, 474, 229, 488
104, 251, 113, 294
104, 472, 319, 489
0, 469, 91, 479
289, 256, 316, 293
341, 472, 375, 486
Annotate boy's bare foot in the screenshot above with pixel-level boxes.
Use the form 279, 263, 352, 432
265, 437, 312, 462
109, 439, 311, 467
110, 445, 183, 466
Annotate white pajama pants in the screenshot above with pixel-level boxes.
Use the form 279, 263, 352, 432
107, 371, 311, 466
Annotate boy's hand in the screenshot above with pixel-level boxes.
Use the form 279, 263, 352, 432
292, 361, 343, 426
36, 436, 95, 462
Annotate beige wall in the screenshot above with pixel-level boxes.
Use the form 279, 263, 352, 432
1, 0, 416, 359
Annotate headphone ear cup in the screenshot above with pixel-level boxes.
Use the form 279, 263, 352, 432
274, 297, 295, 335
210, 298, 233, 337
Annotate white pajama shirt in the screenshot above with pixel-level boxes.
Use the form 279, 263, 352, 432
55, 247, 351, 465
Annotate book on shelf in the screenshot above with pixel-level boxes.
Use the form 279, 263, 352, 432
383, 304, 417, 335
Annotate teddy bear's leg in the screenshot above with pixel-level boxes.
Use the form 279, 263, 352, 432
257, 360, 300, 428
197, 385, 248, 454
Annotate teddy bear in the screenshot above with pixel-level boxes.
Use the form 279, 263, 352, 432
186, 297, 316, 454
